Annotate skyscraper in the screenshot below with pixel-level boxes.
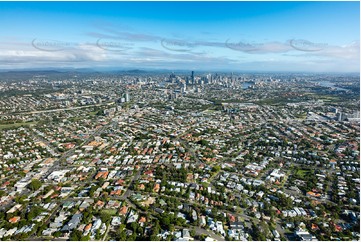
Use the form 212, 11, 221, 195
125, 92, 130, 102
183, 83, 187, 92
191, 71, 194, 84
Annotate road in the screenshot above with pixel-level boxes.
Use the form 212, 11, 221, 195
32, 128, 59, 157
121, 168, 143, 200
174, 127, 203, 165
25, 117, 118, 239
42, 119, 113, 179
1, 102, 115, 116
102, 224, 110, 241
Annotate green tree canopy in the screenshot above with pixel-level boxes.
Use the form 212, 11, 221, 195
28, 179, 42, 191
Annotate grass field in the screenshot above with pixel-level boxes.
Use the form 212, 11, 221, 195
89, 111, 99, 116
0, 121, 37, 130
101, 209, 117, 216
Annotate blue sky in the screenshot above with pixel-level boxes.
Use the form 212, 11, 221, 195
0, 1, 359, 72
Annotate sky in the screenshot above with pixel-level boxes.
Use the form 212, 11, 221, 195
0, 1, 359, 72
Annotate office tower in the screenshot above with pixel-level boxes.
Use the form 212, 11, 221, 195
191, 71, 194, 84
336, 112, 346, 121
125, 92, 130, 102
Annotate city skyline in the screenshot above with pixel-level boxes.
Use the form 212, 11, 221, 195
0, 1, 359, 72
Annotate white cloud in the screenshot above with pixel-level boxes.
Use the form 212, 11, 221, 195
0, 35, 358, 72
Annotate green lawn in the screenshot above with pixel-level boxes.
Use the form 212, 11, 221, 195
89, 111, 98, 116
0, 121, 37, 130
295, 169, 310, 178
101, 209, 117, 215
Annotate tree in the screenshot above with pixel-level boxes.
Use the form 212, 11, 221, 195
82, 209, 93, 224
80, 234, 91, 241
130, 222, 139, 232
198, 139, 209, 146
95, 229, 103, 240
150, 234, 159, 241
116, 225, 127, 240
151, 220, 161, 237
28, 179, 42, 191
198, 234, 208, 240
37, 224, 48, 236
212, 165, 221, 173
88, 185, 97, 197
70, 230, 82, 241
137, 226, 144, 237
100, 211, 112, 224
160, 215, 171, 229
26, 206, 42, 221
251, 223, 266, 241
53, 231, 62, 238
176, 217, 186, 226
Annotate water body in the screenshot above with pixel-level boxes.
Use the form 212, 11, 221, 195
318, 81, 347, 91
242, 82, 253, 90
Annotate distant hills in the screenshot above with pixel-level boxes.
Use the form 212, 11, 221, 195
0, 68, 358, 77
